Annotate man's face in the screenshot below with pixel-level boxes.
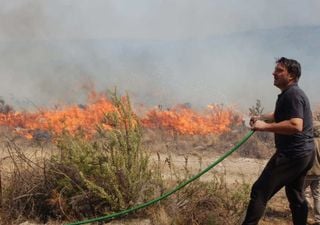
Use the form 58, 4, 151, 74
272, 63, 295, 90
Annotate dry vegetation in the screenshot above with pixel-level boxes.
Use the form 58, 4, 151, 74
1, 97, 317, 225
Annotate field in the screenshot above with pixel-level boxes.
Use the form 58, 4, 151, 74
0, 97, 318, 225
0, 127, 304, 225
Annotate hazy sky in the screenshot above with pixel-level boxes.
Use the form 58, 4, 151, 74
1, 0, 320, 112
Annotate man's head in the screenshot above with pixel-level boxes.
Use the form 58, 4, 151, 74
275, 57, 301, 81
273, 57, 301, 90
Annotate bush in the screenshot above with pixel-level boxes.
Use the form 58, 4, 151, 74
0, 92, 161, 223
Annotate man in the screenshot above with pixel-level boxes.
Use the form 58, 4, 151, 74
242, 57, 315, 225
304, 121, 320, 225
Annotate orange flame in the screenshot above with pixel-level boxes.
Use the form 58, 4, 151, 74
0, 92, 115, 139
141, 104, 241, 135
0, 93, 242, 139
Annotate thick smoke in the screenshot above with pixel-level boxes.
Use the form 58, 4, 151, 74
1, 1, 320, 112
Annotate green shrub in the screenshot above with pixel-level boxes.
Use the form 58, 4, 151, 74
48, 92, 160, 219
0, 92, 161, 222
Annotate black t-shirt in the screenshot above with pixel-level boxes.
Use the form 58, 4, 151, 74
274, 84, 314, 157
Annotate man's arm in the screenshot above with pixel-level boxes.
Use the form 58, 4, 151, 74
251, 118, 303, 135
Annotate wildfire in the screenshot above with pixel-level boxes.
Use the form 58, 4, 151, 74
141, 104, 241, 135
0, 92, 115, 139
0, 93, 242, 139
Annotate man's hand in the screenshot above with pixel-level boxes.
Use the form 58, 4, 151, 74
249, 116, 260, 127
251, 120, 269, 131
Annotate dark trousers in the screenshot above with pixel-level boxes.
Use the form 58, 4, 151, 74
242, 151, 315, 225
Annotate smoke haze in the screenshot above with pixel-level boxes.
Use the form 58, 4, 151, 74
1, 1, 320, 112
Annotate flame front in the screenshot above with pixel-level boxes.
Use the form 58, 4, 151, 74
0, 94, 242, 139
0, 92, 115, 139
141, 104, 241, 135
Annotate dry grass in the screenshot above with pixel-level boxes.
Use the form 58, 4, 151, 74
0, 129, 253, 225
0, 134, 297, 225
0, 103, 302, 225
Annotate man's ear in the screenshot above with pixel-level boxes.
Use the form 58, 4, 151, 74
288, 73, 296, 82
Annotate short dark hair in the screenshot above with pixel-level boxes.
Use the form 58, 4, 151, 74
276, 57, 301, 81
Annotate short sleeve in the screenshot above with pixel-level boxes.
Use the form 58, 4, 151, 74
285, 93, 304, 119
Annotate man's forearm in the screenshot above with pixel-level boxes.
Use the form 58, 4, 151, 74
259, 112, 274, 122
253, 118, 303, 135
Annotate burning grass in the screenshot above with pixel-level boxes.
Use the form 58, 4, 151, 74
142, 103, 242, 135
0, 92, 115, 140
0, 91, 242, 141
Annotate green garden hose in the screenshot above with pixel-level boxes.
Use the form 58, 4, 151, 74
66, 130, 255, 225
